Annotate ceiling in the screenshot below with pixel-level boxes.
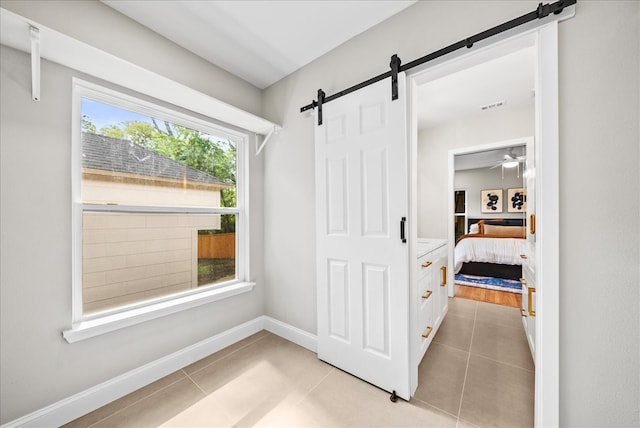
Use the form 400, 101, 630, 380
102, 0, 416, 89
455, 145, 526, 171
99, 0, 533, 169
417, 46, 535, 129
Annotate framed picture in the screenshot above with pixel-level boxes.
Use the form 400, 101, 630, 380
508, 188, 527, 212
481, 189, 502, 213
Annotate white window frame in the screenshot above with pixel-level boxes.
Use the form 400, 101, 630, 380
64, 78, 254, 343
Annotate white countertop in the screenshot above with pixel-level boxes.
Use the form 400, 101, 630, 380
416, 238, 447, 258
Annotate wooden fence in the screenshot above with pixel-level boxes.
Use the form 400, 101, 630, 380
198, 233, 236, 259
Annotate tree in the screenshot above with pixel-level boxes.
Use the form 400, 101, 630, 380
81, 115, 96, 133
83, 115, 237, 231
99, 125, 125, 139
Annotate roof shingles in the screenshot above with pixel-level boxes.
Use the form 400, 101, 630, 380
82, 132, 228, 186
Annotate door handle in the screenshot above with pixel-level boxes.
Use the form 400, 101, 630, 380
529, 214, 536, 235
440, 266, 447, 286
400, 217, 406, 243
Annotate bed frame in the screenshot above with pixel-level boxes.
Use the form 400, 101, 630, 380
458, 218, 525, 280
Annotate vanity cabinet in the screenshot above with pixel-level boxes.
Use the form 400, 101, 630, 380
414, 239, 448, 365
521, 258, 536, 360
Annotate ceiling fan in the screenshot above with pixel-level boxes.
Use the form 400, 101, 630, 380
490, 148, 526, 178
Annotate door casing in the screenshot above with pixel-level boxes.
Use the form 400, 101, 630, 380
406, 23, 560, 427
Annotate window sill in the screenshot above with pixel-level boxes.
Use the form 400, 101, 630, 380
62, 282, 255, 343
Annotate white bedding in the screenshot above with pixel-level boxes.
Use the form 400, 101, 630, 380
454, 236, 525, 273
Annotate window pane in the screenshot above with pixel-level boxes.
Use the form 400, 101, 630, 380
82, 212, 236, 315
197, 214, 237, 286
454, 190, 466, 214
81, 98, 236, 208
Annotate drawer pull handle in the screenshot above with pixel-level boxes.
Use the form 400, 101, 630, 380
521, 309, 527, 318
421, 326, 433, 339
421, 261, 432, 268
528, 287, 536, 317
520, 254, 527, 259
421, 290, 432, 300
440, 266, 447, 286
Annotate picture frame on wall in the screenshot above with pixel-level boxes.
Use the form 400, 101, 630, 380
508, 188, 527, 212
481, 189, 502, 213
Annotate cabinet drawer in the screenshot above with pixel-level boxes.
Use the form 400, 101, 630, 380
417, 256, 435, 279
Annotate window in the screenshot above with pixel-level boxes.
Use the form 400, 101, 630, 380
71, 80, 250, 325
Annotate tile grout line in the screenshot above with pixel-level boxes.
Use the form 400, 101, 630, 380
455, 300, 478, 427
410, 396, 460, 421
182, 369, 209, 397
181, 369, 239, 425
469, 352, 535, 373
82, 332, 270, 427
84, 372, 189, 428
186, 331, 271, 377
290, 366, 337, 408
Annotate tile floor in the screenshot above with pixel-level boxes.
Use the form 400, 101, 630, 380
65, 298, 533, 428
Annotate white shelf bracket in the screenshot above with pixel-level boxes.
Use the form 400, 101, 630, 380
255, 125, 278, 155
30, 25, 40, 101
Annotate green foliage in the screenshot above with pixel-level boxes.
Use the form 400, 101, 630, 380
121, 121, 160, 147
99, 125, 125, 139
83, 115, 237, 231
81, 115, 97, 133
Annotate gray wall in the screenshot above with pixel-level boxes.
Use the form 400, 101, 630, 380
0, 1, 265, 423
455, 167, 525, 220
418, 105, 533, 238
262, 1, 639, 427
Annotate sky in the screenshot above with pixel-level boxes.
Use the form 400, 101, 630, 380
81, 98, 154, 131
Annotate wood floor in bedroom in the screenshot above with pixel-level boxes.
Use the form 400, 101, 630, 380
455, 284, 522, 308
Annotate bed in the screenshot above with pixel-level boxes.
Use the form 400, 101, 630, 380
454, 218, 525, 281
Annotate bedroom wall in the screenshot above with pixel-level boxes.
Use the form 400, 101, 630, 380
0, 2, 266, 423
455, 167, 526, 222
418, 106, 533, 238
262, 1, 639, 426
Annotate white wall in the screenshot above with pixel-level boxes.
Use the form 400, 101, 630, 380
262, 1, 639, 426
0, 2, 265, 422
418, 105, 533, 238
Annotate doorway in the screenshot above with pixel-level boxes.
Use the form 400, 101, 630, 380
409, 23, 560, 426
452, 142, 528, 309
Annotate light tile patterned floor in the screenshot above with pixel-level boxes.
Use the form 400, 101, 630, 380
65, 298, 533, 428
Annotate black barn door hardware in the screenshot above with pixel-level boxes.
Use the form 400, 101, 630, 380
390, 54, 401, 100
400, 217, 407, 243
301, 0, 575, 126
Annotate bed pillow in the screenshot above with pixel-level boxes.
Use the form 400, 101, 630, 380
469, 223, 479, 234
483, 224, 525, 238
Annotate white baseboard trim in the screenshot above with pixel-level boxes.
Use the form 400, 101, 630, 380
262, 315, 318, 353
2, 316, 317, 428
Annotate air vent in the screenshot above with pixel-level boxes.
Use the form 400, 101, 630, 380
480, 100, 506, 111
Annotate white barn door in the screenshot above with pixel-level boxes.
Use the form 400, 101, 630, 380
315, 75, 410, 399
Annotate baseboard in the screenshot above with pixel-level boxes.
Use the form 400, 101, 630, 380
262, 315, 317, 353
2, 316, 317, 428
